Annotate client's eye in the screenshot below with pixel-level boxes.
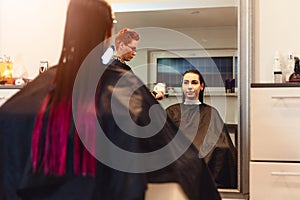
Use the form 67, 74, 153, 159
183, 80, 189, 85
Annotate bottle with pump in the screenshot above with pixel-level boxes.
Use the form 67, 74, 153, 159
295, 57, 300, 76
273, 51, 282, 83
289, 56, 300, 82
284, 52, 294, 82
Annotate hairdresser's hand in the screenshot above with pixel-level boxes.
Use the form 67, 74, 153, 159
151, 90, 164, 100
152, 83, 165, 100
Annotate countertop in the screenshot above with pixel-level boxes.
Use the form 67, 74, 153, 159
251, 82, 300, 88
0, 85, 23, 89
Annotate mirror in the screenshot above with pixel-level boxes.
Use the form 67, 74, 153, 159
112, 0, 250, 198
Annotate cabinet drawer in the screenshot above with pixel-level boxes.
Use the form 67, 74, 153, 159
250, 87, 300, 161
250, 162, 300, 200
0, 89, 19, 106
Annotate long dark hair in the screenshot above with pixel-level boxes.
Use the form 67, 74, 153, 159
182, 69, 205, 103
31, 0, 113, 176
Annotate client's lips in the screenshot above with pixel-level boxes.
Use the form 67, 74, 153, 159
186, 91, 195, 96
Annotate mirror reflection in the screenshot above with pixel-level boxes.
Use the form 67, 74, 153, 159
114, 5, 238, 191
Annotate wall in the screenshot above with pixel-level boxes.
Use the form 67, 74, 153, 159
129, 26, 237, 84
110, 0, 237, 12
0, 0, 68, 79
0, 0, 3, 48
0, 0, 236, 79
254, 0, 300, 83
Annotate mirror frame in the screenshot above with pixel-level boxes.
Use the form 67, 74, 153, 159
237, 0, 252, 198
111, 0, 253, 198
222, 0, 252, 198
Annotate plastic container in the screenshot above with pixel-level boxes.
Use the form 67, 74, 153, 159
273, 51, 282, 83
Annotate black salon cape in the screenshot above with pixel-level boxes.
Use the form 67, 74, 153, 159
166, 103, 237, 188
0, 60, 221, 200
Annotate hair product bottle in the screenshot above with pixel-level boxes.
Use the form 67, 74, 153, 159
289, 56, 300, 82
273, 51, 282, 83
284, 52, 294, 82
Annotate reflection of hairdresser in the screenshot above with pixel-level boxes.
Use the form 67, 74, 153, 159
113, 28, 164, 100
166, 69, 237, 188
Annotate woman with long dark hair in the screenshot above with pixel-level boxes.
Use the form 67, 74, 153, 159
166, 69, 237, 189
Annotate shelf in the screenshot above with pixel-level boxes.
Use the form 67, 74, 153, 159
0, 85, 23, 89
251, 82, 300, 88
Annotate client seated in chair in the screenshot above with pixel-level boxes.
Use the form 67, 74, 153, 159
166, 69, 237, 189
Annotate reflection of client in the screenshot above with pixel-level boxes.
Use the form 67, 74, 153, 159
166, 69, 237, 188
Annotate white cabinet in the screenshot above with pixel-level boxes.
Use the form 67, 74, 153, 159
0, 88, 20, 106
250, 87, 300, 161
250, 162, 300, 200
250, 85, 300, 200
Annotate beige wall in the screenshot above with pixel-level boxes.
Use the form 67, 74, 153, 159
0, 0, 68, 78
109, 0, 237, 12
110, 0, 300, 84
0, 0, 236, 79
129, 26, 237, 84
254, 0, 300, 83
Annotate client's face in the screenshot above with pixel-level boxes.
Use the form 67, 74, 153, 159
182, 73, 203, 100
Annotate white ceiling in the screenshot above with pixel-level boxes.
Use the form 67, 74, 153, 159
114, 7, 237, 31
